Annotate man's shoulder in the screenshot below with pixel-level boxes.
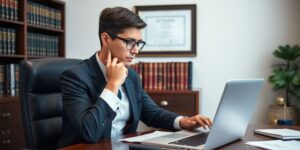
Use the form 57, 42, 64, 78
62, 59, 89, 77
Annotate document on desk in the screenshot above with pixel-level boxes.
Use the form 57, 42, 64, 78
120, 131, 173, 142
254, 128, 300, 140
246, 140, 300, 150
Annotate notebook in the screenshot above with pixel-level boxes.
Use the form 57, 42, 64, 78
254, 129, 300, 140
140, 79, 264, 150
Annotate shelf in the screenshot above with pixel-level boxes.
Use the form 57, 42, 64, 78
0, 18, 24, 26
30, 0, 65, 6
0, 55, 25, 58
146, 90, 198, 94
0, 96, 20, 103
27, 24, 64, 33
27, 56, 63, 59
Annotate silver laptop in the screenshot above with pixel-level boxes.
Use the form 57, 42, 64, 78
141, 79, 264, 150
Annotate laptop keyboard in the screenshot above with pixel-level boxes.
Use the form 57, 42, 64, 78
169, 132, 209, 147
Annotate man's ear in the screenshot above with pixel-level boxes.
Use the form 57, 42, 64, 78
101, 32, 110, 47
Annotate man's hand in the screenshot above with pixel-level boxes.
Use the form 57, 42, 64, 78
179, 114, 212, 130
105, 50, 128, 94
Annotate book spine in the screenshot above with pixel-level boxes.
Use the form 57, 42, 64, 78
0, 27, 3, 55
184, 62, 188, 90
14, 0, 17, 20
162, 63, 167, 90
1, 0, 5, 19
171, 62, 175, 90
3, 28, 7, 55
11, 28, 16, 54
5, 64, 10, 95
0, 65, 4, 96
9, 63, 15, 96
188, 61, 192, 90
153, 62, 157, 90
148, 62, 153, 90
15, 64, 19, 96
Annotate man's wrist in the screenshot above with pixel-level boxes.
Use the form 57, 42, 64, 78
105, 81, 119, 94
174, 116, 184, 130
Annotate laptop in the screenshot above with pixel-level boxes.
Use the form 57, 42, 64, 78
141, 79, 264, 150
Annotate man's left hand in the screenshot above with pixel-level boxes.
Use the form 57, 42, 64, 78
179, 114, 212, 130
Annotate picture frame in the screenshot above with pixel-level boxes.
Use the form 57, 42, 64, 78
135, 5, 196, 57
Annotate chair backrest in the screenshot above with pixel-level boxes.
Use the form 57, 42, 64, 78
20, 58, 81, 149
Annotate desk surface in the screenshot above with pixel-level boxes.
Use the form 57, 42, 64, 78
60, 124, 300, 150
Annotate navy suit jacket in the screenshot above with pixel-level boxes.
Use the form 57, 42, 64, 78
58, 53, 179, 147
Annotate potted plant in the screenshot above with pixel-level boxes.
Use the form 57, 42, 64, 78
268, 44, 300, 125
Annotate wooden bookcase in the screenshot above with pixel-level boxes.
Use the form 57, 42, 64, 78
0, 0, 65, 149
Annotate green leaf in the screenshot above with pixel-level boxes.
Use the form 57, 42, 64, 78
273, 44, 300, 61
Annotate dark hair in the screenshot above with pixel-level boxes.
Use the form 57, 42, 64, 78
98, 7, 147, 46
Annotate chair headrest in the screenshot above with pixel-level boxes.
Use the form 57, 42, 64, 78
21, 58, 81, 93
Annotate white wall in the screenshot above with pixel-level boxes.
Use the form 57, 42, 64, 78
65, 0, 300, 124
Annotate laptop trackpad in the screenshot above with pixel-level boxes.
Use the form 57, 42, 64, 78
169, 132, 209, 146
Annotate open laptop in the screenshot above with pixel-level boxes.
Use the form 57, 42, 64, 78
141, 79, 264, 150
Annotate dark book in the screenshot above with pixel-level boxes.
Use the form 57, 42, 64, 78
15, 64, 19, 95
0, 27, 3, 54
188, 61, 192, 90
5, 64, 11, 95
11, 28, 16, 54
9, 63, 15, 96
2, 27, 7, 55
0, 64, 4, 96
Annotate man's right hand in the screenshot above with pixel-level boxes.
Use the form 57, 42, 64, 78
105, 50, 128, 95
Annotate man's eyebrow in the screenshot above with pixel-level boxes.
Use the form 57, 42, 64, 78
124, 37, 142, 41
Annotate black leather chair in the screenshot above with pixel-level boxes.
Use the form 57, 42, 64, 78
20, 58, 81, 150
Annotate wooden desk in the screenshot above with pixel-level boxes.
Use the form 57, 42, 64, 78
60, 124, 300, 150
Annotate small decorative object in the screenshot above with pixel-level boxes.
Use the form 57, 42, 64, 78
275, 96, 285, 106
277, 101, 293, 126
273, 119, 278, 125
277, 119, 293, 125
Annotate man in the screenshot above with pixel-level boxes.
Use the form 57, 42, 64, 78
59, 7, 212, 148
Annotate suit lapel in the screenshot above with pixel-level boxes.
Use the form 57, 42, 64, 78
87, 53, 106, 96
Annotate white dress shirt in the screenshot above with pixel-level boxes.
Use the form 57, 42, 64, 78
95, 52, 182, 137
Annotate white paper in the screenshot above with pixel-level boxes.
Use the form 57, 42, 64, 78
246, 140, 300, 150
119, 131, 173, 142
255, 129, 300, 137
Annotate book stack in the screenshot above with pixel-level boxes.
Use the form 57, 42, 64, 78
0, 63, 19, 97
0, 27, 16, 55
27, 32, 59, 57
27, 1, 62, 29
0, 0, 18, 21
131, 62, 192, 91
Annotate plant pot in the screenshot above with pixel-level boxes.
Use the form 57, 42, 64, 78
269, 105, 299, 125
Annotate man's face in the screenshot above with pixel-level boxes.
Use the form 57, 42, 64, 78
108, 27, 142, 66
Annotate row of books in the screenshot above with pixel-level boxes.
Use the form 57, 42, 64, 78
0, 0, 18, 21
131, 62, 192, 91
27, 1, 62, 29
0, 27, 16, 55
0, 63, 19, 97
27, 32, 59, 57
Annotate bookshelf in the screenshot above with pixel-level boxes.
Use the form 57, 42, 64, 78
132, 62, 199, 116
0, 0, 65, 149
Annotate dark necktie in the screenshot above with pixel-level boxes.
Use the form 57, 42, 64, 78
117, 90, 122, 99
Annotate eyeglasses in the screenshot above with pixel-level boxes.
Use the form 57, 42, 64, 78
109, 33, 146, 51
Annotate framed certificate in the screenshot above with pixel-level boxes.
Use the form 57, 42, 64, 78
135, 5, 196, 57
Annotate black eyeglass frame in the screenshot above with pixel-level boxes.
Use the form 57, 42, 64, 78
108, 33, 146, 51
